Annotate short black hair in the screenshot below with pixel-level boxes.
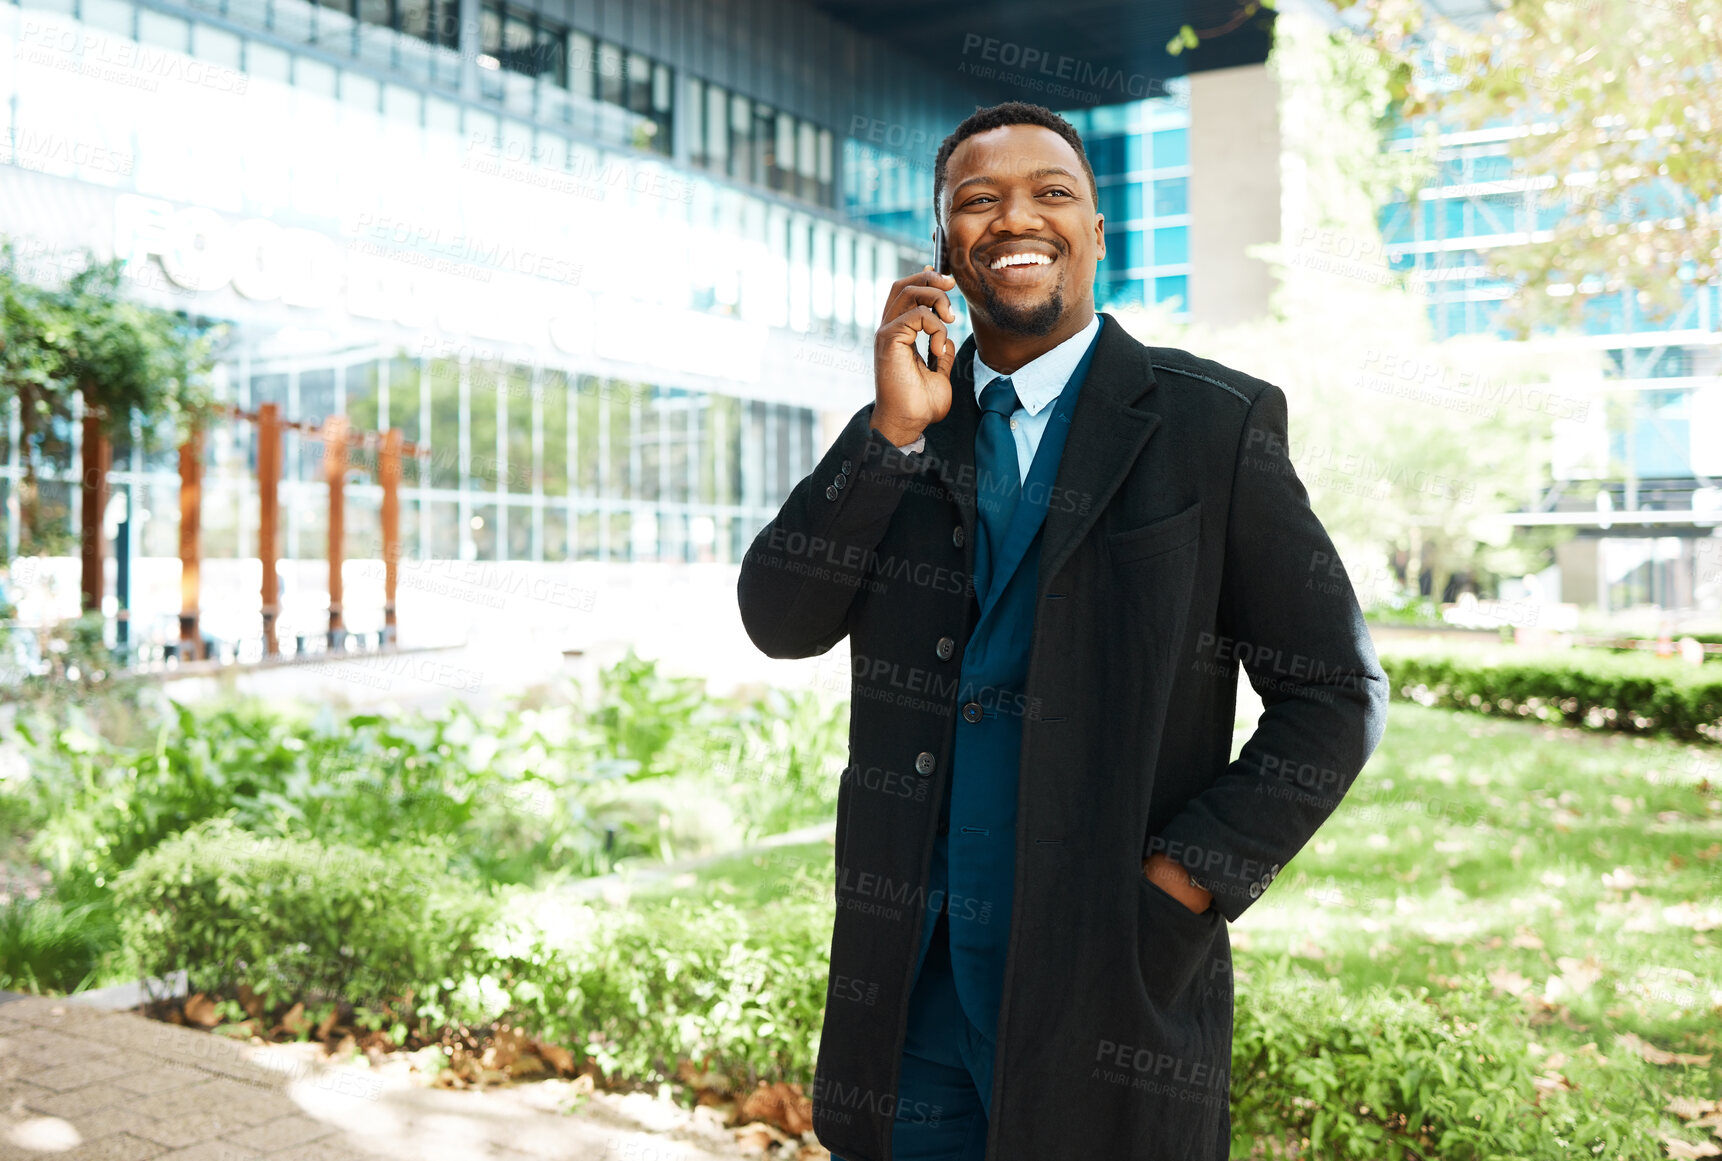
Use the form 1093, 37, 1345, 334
932, 101, 1098, 224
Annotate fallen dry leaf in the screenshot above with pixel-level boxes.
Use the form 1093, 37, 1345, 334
737, 1081, 814, 1136
535, 1041, 575, 1075
1488, 968, 1534, 997
1543, 956, 1604, 1005
278, 1002, 309, 1036
480, 1026, 530, 1071
1662, 902, 1722, 932
735, 1122, 789, 1150
1532, 1071, 1575, 1095
1663, 1136, 1722, 1159
1618, 1033, 1713, 1067
1667, 1097, 1721, 1121
237, 984, 265, 1019
182, 993, 220, 1028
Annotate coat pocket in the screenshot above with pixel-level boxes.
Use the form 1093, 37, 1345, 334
1135, 874, 1221, 1011
1107, 500, 1201, 564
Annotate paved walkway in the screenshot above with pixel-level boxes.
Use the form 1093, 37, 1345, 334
0, 996, 808, 1161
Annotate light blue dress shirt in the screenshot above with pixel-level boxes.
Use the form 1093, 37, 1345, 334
892, 313, 1101, 485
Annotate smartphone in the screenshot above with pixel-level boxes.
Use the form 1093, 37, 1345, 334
925, 220, 949, 370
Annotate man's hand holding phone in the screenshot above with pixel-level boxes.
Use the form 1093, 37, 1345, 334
872, 265, 957, 448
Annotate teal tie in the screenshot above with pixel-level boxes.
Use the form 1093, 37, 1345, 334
975, 376, 1022, 583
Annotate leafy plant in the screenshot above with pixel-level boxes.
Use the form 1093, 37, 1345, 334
0, 895, 115, 993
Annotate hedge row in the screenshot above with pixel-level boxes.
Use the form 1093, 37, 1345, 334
114, 824, 1672, 1160
1379, 649, 1722, 743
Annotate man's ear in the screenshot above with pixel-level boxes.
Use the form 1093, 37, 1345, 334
1094, 214, 1105, 261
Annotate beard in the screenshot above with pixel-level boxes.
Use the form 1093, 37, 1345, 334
974, 269, 1066, 337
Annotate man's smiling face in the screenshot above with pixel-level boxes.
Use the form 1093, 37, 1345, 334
940, 123, 1104, 341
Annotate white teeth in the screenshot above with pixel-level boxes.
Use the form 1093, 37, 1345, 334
990, 253, 1052, 270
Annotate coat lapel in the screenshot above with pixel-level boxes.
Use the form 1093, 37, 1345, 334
1037, 313, 1161, 585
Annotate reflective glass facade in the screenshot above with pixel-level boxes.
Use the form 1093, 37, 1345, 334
1060, 85, 1194, 316
0, 0, 969, 566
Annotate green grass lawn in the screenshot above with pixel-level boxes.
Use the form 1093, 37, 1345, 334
653, 701, 1722, 1156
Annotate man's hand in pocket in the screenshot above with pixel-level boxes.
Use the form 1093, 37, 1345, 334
1142, 852, 1213, 915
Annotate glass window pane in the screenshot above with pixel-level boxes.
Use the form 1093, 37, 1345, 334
627, 51, 652, 113
568, 31, 593, 96
542, 369, 568, 496
705, 83, 728, 165
598, 42, 624, 105
775, 112, 795, 193
507, 364, 532, 493
543, 505, 567, 560
479, 2, 501, 57
137, 9, 189, 50
1151, 128, 1187, 169
1156, 274, 1188, 308
503, 11, 533, 74
471, 503, 497, 559
1153, 177, 1187, 217
426, 359, 460, 490
653, 62, 671, 112
1154, 226, 1188, 266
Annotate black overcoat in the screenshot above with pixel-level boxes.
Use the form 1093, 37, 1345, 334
736, 312, 1390, 1161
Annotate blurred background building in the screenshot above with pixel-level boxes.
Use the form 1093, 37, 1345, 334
1, 0, 1715, 680
0, 0, 1279, 671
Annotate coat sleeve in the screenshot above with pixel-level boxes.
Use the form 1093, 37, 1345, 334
735, 402, 926, 659
1150, 381, 1390, 923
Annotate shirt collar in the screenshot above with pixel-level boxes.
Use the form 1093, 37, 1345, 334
972, 313, 1102, 417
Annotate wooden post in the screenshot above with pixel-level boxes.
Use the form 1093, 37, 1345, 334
325, 415, 347, 649
258, 403, 281, 657
380, 427, 402, 646
79, 402, 110, 615
178, 428, 202, 661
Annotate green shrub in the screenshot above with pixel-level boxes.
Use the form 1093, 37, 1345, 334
112, 819, 492, 1009
1231, 955, 1666, 1160
461, 887, 831, 1086
1380, 648, 1722, 743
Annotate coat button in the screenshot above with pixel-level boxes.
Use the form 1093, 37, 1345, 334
952, 525, 965, 548
841, 458, 852, 474
961, 701, 983, 723
936, 636, 955, 661
914, 751, 935, 776
825, 485, 839, 501
1248, 881, 1262, 899
833, 472, 847, 490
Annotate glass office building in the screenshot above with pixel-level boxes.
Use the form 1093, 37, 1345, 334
1061, 87, 1195, 317
1375, 94, 1722, 619
0, 0, 984, 585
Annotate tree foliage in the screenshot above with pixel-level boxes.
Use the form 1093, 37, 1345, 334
1336, 0, 1722, 337
0, 237, 225, 554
